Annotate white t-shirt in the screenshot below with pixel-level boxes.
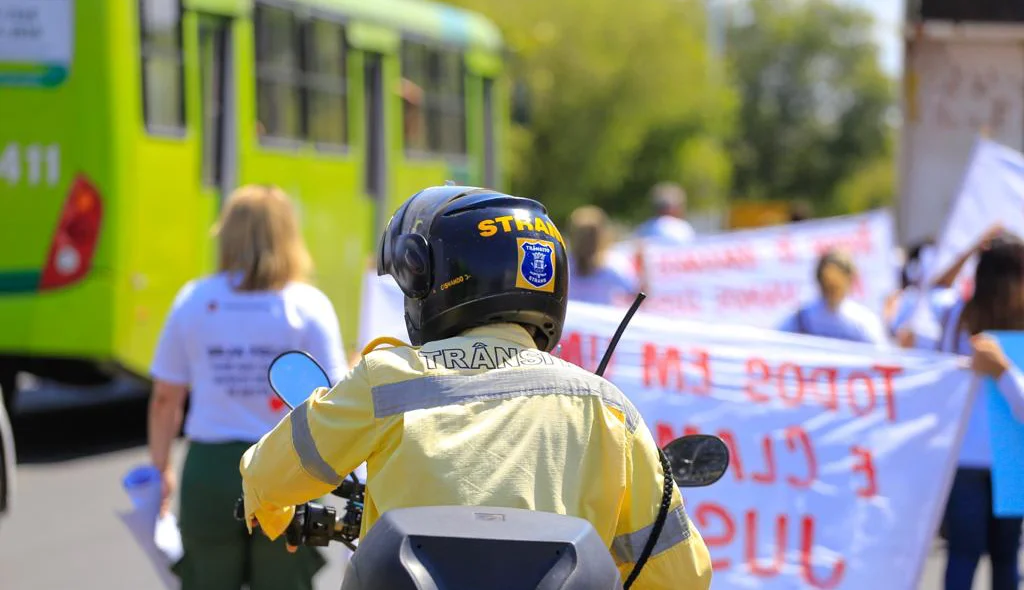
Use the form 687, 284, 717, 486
568, 262, 638, 306
888, 285, 959, 338
778, 297, 890, 348
633, 215, 696, 244
151, 272, 348, 443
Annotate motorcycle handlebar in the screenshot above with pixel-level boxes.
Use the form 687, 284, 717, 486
234, 498, 360, 548
234, 476, 365, 551
333, 478, 363, 500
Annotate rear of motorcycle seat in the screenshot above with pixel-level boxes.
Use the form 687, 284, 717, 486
340, 505, 623, 590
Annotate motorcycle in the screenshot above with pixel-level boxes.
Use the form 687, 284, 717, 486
236, 293, 730, 588
236, 349, 729, 590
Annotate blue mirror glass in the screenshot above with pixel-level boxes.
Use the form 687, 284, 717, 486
267, 351, 331, 409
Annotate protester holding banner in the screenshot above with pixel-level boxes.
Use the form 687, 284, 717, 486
778, 248, 889, 347
904, 226, 1006, 350
148, 185, 345, 590
888, 239, 936, 331
633, 182, 696, 244
566, 205, 639, 306
617, 209, 896, 329
888, 239, 959, 348
926, 232, 1024, 590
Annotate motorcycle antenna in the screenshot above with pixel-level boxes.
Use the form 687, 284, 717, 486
595, 291, 646, 377
590, 290, 675, 589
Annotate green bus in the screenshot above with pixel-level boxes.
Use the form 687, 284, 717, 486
0, 0, 507, 408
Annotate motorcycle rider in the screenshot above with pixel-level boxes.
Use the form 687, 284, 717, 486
239, 186, 713, 589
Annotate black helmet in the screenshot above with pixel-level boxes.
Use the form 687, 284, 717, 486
377, 185, 569, 351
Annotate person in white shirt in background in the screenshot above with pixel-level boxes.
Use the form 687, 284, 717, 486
887, 239, 959, 348
147, 185, 348, 590
567, 205, 639, 306
897, 225, 1004, 350
915, 231, 1024, 590
778, 248, 889, 347
632, 182, 696, 244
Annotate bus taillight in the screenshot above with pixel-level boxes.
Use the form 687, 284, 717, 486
39, 175, 103, 291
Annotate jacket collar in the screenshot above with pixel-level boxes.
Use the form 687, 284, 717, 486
460, 323, 538, 349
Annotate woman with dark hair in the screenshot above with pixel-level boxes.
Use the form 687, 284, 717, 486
778, 248, 889, 346
930, 231, 1024, 590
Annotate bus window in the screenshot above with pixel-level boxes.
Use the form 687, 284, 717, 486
400, 77, 426, 152
401, 41, 466, 157
483, 78, 496, 188
438, 50, 466, 155
305, 19, 348, 148
199, 17, 228, 190
400, 43, 428, 153
364, 53, 386, 201
254, 2, 302, 142
139, 0, 185, 134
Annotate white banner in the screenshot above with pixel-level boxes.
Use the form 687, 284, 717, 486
358, 272, 407, 352
359, 273, 974, 589
927, 138, 1024, 287
613, 210, 898, 328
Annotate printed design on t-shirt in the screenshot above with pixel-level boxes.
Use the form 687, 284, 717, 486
269, 396, 286, 412
516, 238, 556, 293
207, 343, 287, 411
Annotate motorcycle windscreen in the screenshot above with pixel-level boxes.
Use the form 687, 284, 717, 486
340, 506, 622, 590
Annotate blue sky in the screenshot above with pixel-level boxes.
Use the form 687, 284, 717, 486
843, 0, 903, 74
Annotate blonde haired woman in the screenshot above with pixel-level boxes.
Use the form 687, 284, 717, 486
148, 185, 346, 589
567, 205, 638, 306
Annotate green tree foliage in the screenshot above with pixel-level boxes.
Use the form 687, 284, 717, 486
831, 144, 897, 215
724, 0, 896, 214
446, 0, 737, 224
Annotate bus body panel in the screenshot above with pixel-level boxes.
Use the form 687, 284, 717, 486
0, 0, 505, 387
0, 3, 119, 366
102, 4, 215, 377
234, 15, 374, 353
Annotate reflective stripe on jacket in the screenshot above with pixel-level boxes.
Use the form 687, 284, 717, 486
240, 323, 711, 589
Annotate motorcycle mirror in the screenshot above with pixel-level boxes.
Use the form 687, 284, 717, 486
267, 350, 331, 409
662, 434, 730, 488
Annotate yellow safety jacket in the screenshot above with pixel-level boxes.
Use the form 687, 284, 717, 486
240, 323, 711, 589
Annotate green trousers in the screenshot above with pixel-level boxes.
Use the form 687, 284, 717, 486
173, 441, 326, 590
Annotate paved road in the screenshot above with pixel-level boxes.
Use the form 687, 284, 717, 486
0, 393, 351, 590
0, 390, 998, 589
